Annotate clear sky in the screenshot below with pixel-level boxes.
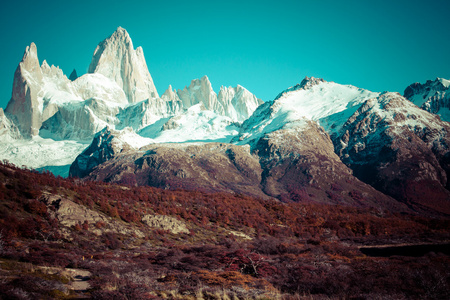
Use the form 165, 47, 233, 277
0, 0, 449, 109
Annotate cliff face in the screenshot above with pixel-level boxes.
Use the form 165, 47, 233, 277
333, 92, 450, 215
6, 43, 47, 137
69, 78, 450, 216
404, 78, 450, 121
88, 26, 159, 103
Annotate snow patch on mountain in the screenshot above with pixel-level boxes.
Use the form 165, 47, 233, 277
404, 77, 450, 122
234, 77, 379, 147
74, 73, 128, 105
141, 103, 240, 143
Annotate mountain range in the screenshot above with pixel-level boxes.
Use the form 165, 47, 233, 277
1, 27, 449, 216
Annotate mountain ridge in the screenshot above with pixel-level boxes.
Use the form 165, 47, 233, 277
1, 27, 449, 216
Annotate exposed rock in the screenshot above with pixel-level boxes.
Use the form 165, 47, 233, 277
274, 76, 325, 100
2, 28, 261, 146
142, 214, 189, 234
177, 75, 263, 122
333, 92, 450, 215
218, 84, 263, 122
4, 43, 80, 138
5, 43, 44, 137
69, 127, 135, 178
161, 85, 181, 102
253, 120, 405, 210
42, 193, 144, 237
88, 26, 159, 103
404, 78, 450, 121
69, 69, 78, 81
117, 91, 185, 132
44, 194, 108, 228
74, 137, 267, 198
72, 122, 406, 212
177, 76, 218, 111
0, 108, 21, 140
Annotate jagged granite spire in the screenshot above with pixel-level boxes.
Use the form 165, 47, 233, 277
69, 69, 78, 81
177, 75, 217, 110
5, 43, 44, 137
218, 84, 263, 122
88, 26, 159, 103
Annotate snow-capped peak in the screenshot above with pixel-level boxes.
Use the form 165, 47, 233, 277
274, 76, 325, 100
177, 75, 217, 111
189, 75, 214, 92
88, 26, 159, 103
1, 27, 262, 172
234, 78, 379, 146
403, 77, 450, 121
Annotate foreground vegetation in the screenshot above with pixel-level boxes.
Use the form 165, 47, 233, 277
0, 161, 449, 299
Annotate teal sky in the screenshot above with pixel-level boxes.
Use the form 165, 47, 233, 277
0, 0, 449, 109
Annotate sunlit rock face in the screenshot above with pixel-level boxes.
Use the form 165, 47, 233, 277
88, 26, 159, 103
177, 75, 263, 122
5, 43, 74, 137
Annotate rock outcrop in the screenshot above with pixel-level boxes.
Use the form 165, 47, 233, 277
70, 122, 407, 212
252, 120, 405, 210
42, 193, 144, 238
5, 43, 48, 137
142, 215, 189, 234
333, 92, 450, 215
404, 78, 450, 121
2, 28, 262, 144
69, 127, 142, 178
177, 75, 263, 122
218, 84, 262, 122
75, 139, 267, 199
0, 108, 21, 140
88, 26, 159, 103
69, 69, 78, 81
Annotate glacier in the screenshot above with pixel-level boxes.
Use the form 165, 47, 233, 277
1, 26, 450, 182
0, 27, 263, 175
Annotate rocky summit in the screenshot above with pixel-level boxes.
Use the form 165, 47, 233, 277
0, 27, 449, 216
88, 26, 159, 103
404, 77, 450, 121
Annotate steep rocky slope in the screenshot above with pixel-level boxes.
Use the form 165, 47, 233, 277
69, 77, 450, 215
2, 26, 450, 216
71, 128, 267, 198
5, 43, 78, 137
88, 26, 159, 102
332, 92, 450, 215
71, 123, 407, 213
252, 120, 404, 210
404, 77, 450, 121
0, 27, 262, 171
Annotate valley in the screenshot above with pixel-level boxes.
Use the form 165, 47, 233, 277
0, 161, 448, 299
0, 26, 449, 299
